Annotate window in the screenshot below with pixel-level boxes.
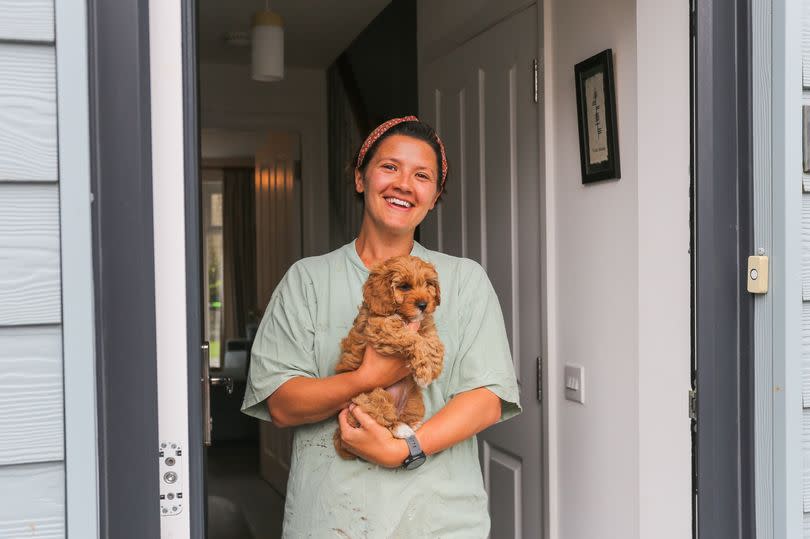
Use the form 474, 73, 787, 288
203, 172, 224, 368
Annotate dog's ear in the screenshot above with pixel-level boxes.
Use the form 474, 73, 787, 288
363, 263, 396, 315
428, 276, 441, 307
425, 264, 441, 307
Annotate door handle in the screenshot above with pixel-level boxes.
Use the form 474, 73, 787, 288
201, 342, 236, 446
202, 342, 212, 446
210, 376, 234, 395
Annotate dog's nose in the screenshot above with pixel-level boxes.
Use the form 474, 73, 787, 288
416, 301, 428, 311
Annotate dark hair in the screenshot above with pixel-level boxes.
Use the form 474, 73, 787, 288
351, 120, 447, 202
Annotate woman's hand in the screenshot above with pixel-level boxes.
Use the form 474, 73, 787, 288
354, 321, 420, 389
337, 404, 409, 468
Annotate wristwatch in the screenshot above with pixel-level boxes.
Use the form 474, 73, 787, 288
402, 434, 426, 470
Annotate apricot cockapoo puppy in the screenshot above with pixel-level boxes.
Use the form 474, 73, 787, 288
333, 255, 445, 459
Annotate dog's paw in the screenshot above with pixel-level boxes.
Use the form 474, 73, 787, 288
413, 364, 434, 388
392, 423, 416, 439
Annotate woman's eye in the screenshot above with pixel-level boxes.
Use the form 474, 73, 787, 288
398, 284, 412, 291
382, 163, 396, 171
416, 173, 431, 180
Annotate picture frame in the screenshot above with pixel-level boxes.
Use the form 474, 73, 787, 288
574, 49, 621, 184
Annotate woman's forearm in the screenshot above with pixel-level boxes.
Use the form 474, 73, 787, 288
267, 372, 370, 427
414, 387, 502, 456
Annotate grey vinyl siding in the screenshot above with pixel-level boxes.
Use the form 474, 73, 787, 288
0, 0, 64, 536
803, 4, 810, 535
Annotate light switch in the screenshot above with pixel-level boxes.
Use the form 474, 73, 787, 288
564, 365, 585, 404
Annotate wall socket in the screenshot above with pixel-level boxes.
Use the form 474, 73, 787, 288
564, 365, 585, 404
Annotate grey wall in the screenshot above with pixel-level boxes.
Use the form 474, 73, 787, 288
0, 0, 65, 537
801, 3, 810, 533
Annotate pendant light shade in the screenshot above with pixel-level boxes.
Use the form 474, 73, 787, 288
251, 10, 284, 82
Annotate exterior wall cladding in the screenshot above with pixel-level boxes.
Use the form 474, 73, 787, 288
0, 0, 66, 536
803, 4, 810, 533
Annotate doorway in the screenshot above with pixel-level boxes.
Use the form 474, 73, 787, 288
199, 128, 301, 538
190, 1, 544, 538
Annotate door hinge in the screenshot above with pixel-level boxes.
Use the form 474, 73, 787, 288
532, 58, 540, 104
536, 356, 542, 403
688, 389, 697, 420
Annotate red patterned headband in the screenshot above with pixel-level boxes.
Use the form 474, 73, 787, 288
355, 115, 448, 193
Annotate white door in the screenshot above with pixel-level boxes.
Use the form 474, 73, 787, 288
419, 6, 543, 538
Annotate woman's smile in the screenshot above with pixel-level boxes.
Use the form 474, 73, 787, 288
384, 196, 415, 210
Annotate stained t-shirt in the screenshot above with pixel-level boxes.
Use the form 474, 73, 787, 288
241, 239, 521, 538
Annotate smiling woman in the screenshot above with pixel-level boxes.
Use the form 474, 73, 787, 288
241, 116, 520, 537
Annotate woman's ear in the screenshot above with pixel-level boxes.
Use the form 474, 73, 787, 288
354, 168, 365, 194
430, 187, 442, 210
363, 266, 395, 315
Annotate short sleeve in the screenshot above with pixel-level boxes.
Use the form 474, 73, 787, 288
445, 261, 522, 423
241, 263, 318, 422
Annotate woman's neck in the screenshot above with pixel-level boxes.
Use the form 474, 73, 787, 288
355, 224, 414, 269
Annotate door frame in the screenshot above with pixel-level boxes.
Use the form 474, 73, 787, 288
88, 0, 162, 537
692, 0, 756, 537
180, 0, 206, 536
88, 0, 768, 535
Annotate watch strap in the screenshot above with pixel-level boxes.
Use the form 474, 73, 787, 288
405, 434, 422, 457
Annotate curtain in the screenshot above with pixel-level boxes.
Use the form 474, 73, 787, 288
222, 167, 257, 343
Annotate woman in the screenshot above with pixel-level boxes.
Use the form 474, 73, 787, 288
241, 116, 520, 537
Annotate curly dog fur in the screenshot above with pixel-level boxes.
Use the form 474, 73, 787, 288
334, 255, 445, 459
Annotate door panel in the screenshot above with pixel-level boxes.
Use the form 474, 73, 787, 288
484, 441, 523, 539
420, 6, 542, 537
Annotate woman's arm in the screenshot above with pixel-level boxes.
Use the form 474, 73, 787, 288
337, 386, 502, 467
267, 345, 411, 427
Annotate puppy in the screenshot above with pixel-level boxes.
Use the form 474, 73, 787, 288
334, 255, 445, 459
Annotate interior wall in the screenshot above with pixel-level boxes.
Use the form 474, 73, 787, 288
545, 1, 640, 537
418, 1, 691, 537
339, 0, 417, 127
545, 0, 691, 537
635, 0, 690, 536
199, 64, 329, 256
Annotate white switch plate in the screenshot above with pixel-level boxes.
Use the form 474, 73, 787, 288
564, 365, 585, 404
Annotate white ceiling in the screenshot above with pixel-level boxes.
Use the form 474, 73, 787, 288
198, 0, 392, 68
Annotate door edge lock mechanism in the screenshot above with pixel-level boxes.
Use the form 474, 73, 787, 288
159, 441, 183, 517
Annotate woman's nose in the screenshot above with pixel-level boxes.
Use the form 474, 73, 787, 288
392, 171, 414, 191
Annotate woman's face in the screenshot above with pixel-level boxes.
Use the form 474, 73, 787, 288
355, 134, 441, 236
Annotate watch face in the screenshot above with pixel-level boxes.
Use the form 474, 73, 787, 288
403, 454, 426, 470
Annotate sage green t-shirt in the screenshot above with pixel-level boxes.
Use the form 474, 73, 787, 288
241, 240, 521, 538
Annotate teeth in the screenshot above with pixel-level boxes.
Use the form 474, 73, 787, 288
386, 197, 412, 208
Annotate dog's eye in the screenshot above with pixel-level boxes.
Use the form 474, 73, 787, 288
397, 283, 412, 291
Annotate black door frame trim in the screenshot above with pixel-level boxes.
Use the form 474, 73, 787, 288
692, 0, 756, 537
88, 0, 161, 536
